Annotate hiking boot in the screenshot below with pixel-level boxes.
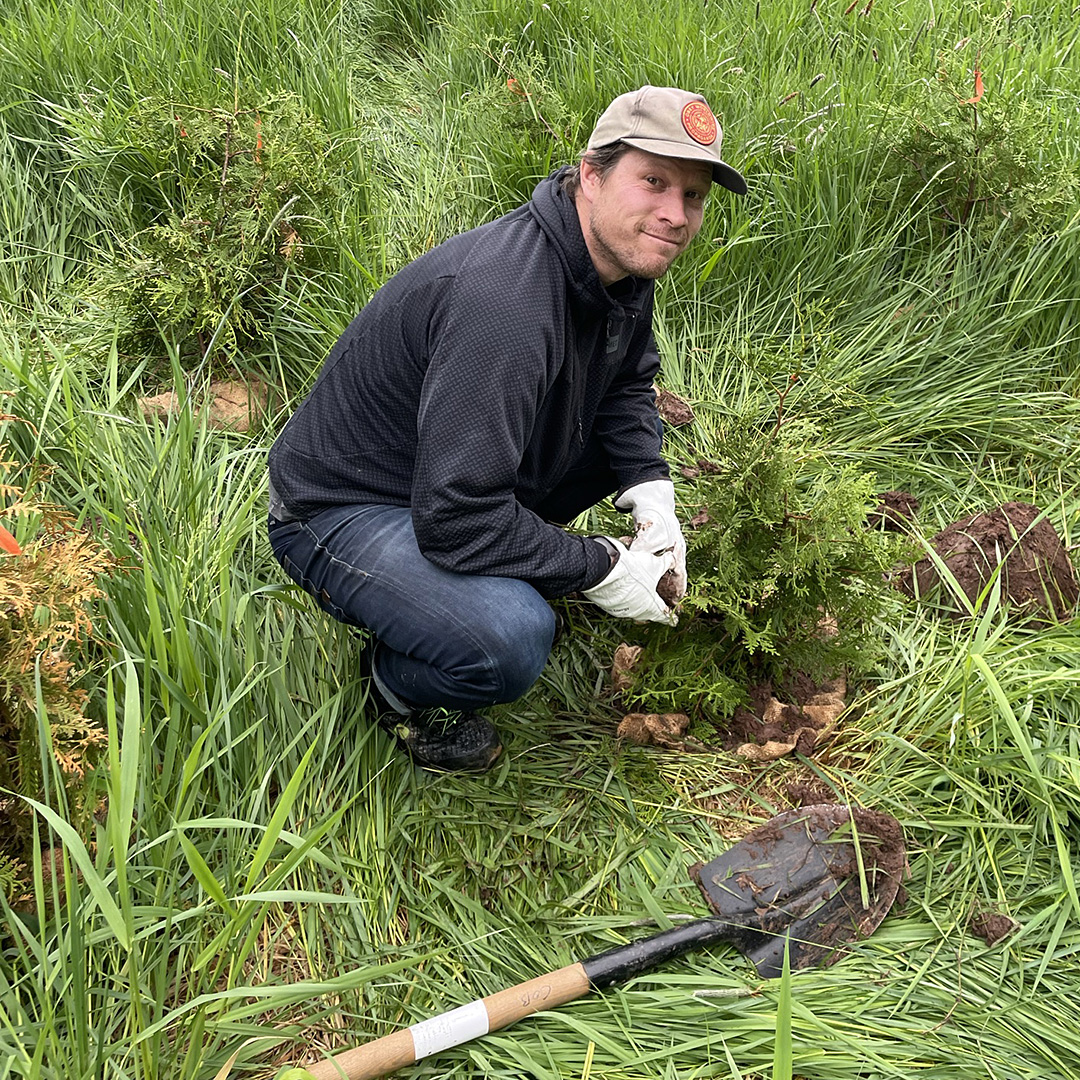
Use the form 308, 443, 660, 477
383, 708, 503, 773
360, 640, 502, 772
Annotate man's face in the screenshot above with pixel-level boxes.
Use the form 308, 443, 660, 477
577, 148, 712, 285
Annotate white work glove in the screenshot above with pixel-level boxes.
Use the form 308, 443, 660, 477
583, 537, 678, 626
614, 479, 687, 601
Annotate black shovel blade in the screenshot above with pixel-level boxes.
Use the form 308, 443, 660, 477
690, 804, 904, 978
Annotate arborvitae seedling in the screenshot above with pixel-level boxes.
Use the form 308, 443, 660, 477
617, 417, 908, 722
82, 93, 346, 368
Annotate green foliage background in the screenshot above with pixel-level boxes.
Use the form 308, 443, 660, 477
1, 1, 1079, 1079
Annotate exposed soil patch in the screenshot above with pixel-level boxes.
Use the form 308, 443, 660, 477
712, 674, 847, 762
869, 490, 919, 532
899, 502, 1077, 621
610, 644, 848, 762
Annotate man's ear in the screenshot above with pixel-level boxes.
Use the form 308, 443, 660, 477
578, 158, 603, 204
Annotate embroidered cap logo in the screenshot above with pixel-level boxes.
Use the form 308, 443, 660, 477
681, 101, 717, 146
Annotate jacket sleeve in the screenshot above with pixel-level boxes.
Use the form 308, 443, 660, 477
410, 262, 611, 599
592, 317, 670, 498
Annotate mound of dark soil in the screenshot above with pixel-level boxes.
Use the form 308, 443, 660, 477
899, 502, 1077, 621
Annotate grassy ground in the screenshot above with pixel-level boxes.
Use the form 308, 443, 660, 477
1, 0, 1080, 1077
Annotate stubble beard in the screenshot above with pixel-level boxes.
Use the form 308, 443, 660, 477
588, 207, 682, 282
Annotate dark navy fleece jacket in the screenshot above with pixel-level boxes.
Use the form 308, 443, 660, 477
267, 168, 669, 599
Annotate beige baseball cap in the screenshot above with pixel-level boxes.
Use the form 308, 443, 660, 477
587, 85, 747, 195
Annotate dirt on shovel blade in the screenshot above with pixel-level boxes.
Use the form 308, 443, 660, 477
691, 804, 906, 974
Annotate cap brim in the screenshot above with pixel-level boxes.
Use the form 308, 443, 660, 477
618, 136, 748, 195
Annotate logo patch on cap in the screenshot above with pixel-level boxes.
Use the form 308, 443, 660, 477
681, 101, 717, 146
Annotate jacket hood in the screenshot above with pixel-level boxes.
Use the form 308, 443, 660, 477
529, 168, 650, 313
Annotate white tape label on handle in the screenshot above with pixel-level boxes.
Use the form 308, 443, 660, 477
409, 999, 490, 1060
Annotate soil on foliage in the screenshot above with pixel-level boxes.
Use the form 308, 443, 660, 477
900, 501, 1078, 621
617, 711, 689, 749
654, 386, 695, 427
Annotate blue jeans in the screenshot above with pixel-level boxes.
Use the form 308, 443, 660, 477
267, 429, 641, 711
269, 504, 559, 712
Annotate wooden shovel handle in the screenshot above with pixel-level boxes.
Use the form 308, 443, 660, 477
303, 962, 591, 1080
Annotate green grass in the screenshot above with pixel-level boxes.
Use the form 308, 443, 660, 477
2, 0, 1080, 1077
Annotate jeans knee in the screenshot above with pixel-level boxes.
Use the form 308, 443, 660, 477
482, 602, 555, 703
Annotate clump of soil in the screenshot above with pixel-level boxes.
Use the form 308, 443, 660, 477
784, 780, 837, 807
657, 570, 681, 607
654, 386, 695, 427
678, 457, 722, 480
970, 910, 1018, 946
869, 490, 920, 532
611, 643, 643, 696
711, 674, 847, 762
138, 377, 269, 432
899, 502, 1078, 621
617, 712, 690, 749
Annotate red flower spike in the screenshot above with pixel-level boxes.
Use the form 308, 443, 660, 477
963, 69, 984, 105
0, 522, 22, 556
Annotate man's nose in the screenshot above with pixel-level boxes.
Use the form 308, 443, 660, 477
655, 189, 689, 229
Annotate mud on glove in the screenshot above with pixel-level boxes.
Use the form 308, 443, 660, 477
582, 537, 678, 626
614, 479, 687, 601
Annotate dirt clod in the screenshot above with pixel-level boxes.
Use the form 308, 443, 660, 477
617, 712, 690, 749
654, 387, 695, 427
680, 457, 721, 480
710, 675, 846, 762
899, 502, 1078, 621
785, 781, 835, 807
610, 643, 643, 696
656, 570, 681, 607
970, 910, 1018, 946
138, 378, 269, 433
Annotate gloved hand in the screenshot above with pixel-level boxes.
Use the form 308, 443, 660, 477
583, 537, 678, 626
614, 479, 687, 601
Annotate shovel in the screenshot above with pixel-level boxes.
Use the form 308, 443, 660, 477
302, 804, 903, 1080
